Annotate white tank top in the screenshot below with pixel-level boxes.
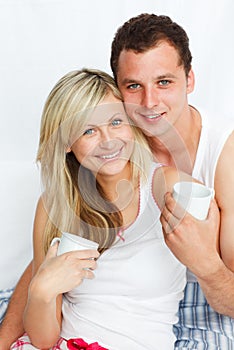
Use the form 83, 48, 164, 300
187, 112, 234, 282
61, 163, 186, 350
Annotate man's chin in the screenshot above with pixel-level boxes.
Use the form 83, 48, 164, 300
135, 123, 159, 137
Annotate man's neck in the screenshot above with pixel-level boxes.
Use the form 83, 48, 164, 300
147, 106, 202, 175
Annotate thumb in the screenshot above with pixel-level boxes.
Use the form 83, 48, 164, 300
45, 238, 60, 259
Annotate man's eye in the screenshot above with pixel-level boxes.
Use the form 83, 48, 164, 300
83, 128, 94, 135
111, 119, 122, 126
159, 80, 170, 86
127, 83, 140, 90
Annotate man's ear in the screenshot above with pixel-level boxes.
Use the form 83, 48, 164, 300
186, 68, 195, 94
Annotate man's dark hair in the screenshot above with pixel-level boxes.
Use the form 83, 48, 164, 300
110, 13, 192, 81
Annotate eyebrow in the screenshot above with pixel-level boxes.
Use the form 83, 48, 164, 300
120, 78, 139, 85
84, 124, 95, 129
85, 112, 124, 128
157, 73, 177, 80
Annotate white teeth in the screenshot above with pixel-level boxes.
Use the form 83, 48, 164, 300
146, 114, 161, 119
99, 150, 120, 159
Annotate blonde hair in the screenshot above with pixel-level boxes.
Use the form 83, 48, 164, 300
37, 68, 152, 254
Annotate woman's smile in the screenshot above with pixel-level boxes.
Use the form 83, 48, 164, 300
95, 146, 123, 160
70, 93, 134, 176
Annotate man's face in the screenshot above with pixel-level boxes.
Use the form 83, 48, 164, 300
116, 42, 194, 137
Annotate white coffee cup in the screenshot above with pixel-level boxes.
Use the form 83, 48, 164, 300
51, 232, 99, 255
172, 181, 214, 220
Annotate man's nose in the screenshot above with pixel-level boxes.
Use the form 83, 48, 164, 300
142, 87, 159, 109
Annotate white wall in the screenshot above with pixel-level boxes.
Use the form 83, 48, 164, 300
1, 0, 234, 162
0, 0, 233, 287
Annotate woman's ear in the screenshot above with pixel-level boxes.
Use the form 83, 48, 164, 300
66, 146, 72, 153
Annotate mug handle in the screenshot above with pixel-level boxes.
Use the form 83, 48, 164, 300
50, 237, 61, 246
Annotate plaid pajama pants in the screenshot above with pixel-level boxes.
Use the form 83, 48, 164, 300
174, 282, 234, 350
4, 283, 234, 349
0, 288, 14, 323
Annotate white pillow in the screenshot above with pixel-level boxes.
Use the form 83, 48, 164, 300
0, 161, 40, 290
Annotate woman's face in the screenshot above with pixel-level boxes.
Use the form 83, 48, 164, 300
70, 93, 134, 177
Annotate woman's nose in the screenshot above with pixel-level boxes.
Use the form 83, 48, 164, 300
99, 128, 116, 149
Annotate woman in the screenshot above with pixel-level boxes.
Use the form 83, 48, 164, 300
11, 68, 193, 350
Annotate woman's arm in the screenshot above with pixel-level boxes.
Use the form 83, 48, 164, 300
151, 165, 193, 211
23, 198, 61, 348
23, 198, 99, 349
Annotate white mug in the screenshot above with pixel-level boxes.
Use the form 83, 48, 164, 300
51, 232, 99, 255
172, 181, 214, 220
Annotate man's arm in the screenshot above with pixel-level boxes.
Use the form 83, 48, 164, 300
161, 195, 234, 317
197, 259, 234, 316
214, 131, 234, 271
0, 262, 32, 350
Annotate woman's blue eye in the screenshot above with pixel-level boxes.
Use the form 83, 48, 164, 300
83, 128, 94, 135
111, 119, 122, 126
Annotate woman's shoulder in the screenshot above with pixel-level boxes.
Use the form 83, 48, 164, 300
151, 165, 193, 210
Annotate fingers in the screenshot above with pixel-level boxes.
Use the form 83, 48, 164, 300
72, 259, 97, 282
60, 250, 99, 281
160, 213, 175, 235
160, 192, 188, 233
70, 249, 100, 260
78, 257, 98, 271
163, 192, 187, 219
67, 255, 97, 282
82, 268, 96, 280
61, 249, 100, 263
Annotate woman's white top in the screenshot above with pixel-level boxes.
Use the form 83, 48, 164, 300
61, 163, 186, 350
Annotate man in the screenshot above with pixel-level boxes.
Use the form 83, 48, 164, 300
0, 13, 234, 349
111, 13, 234, 348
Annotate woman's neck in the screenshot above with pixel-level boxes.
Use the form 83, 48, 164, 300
96, 162, 140, 228
96, 162, 134, 204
